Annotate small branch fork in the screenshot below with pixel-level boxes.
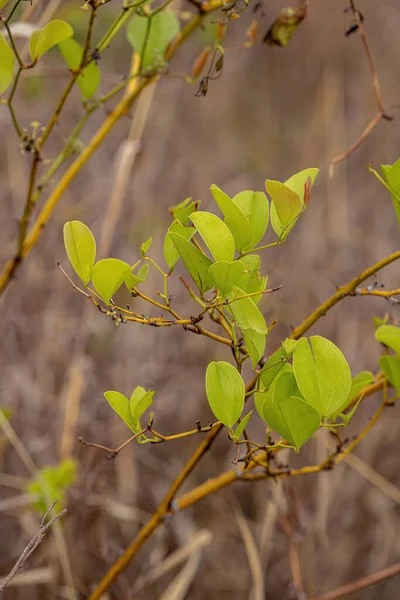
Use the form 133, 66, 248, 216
0, 500, 66, 593
331, 0, 393, 167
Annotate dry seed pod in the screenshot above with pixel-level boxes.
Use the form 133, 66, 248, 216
192, 47, 211, 79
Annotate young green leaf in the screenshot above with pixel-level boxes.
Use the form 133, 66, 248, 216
170, 198, 199, 225
190, 211, 235, 262
0, 31, 14, 95
206, 361, 245, 427
262, 394, 320, 451
232, 190, 269, 250
104, 391, 135, 431
58, 38, 100, 99
63, 220, 96, 286
379, 355, 400, 393
92, 258, 132, 305
168, 232, 213, 294
260, 347, 289, 390
127, 11, 180, 69
233, 411, 252, 441
293, 336, 352, 417
282, 338, 299, 355
242, 329, 266, 368
335, 371, 374, 414
236, 268, 267, 305
125, 263, 149, 291
284, 168, 319, 203
30, 19, 73, 61
140, 236, 152, 257
210, 185, 254, 252
164, 222, 195, 270
266, 179, 302, 240
208, 260, 244, 296
375, 324, 400, 356
227, 286, 267, 334
129, 387, 154, 424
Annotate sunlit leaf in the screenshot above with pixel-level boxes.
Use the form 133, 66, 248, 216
227, 286, 267, 334
0, 31, 14, 95
260, 347, 289, 390
140, 236, 152, 257
169, 232, 213, 294
293, 336, 352, 417
379, 355, 400, 393
266, 179, 302, 240
375, 324, 400, 356
233, 411, 252, 441
242, 329, 266, 368
129, 387, 154, 425
30, 19, 73, 61
164, 222, 195, 270
210, 185, 254, 252
170, 198, 199, 225
190, 211, 235, 262
58, 38, 100, 99
208, 260, 244, 296
92, 258, 131, 305
104, 391, 135, 431
335, 371, 374, 414
127, 11, 180, 69
232, 190, 269, 250
125, 263, 149, 290
206, 361, 245, 427
284, 168, 319, 204
63, 220, 96, 286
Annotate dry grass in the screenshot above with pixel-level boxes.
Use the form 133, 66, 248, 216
1, 0, 400, 598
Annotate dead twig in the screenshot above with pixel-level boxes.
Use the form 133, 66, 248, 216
0, 501, 67, 593
331, 1, 392, 168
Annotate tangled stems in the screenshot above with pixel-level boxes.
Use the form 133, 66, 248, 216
85, 245, 400, 599
0, 0, 228, 297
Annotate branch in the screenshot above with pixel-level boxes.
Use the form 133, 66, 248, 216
309, 560, 400, 600
289, 249, 400, 340
331, 1, 392, 167
0, 501, 67, 593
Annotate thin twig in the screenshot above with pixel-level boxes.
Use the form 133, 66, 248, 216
0, 501, 67, 593
331, 1, 392, 167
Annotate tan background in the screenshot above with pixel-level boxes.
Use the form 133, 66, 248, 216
0, 0, 400, 598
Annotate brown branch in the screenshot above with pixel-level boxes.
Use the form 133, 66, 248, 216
309, 560, 400, 600
0, 501, 66, 593
331, 1, 391, 167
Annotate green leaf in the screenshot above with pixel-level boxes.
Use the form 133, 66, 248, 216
30, 19, 73, 61
26, 459, 77, 514
282, 338, 299, 355
127, 11, 180, 69
236, 268, 267, 305
129, 387, 154, 425
0, 31, 14, 95
0, 0, 9, 9
379, 355, 400, 393
266, 179, 302, 240
242, 329, 266, 368
210, 185, 254, 252
164, 222, 195, 270
262, 393, 320, 451
92, 258, 131, 305
208, 260, 244, 296
233, 411, 252, 441
381, 161, 400, 230
375, 324, 400, 356
339, 396, 363, 426
63, 220, 96, 286
140, 236, 152, 256
170, 198, 199, 225
104, 391, 135, 431
227, 286, 267, 334
168, 232, 213, 294
336, 371, 374, 414
284, 168, 319, 203
125, 263, 149, 290
293, 336, 352, 417
206, 361, 245, 427
232, 191, 269, 250
58, 38, 100, 99
260, 347, 289, 390
190, 211, 235, 262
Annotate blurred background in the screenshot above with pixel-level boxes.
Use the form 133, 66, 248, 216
0, 0, 400, 598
